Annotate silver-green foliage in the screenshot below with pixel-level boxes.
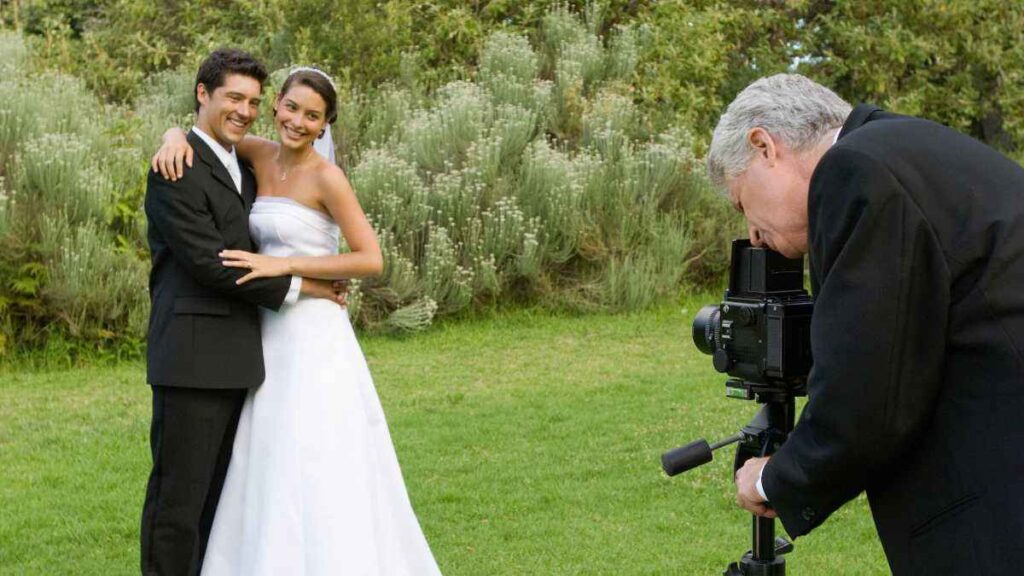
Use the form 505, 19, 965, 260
15, 133, 113, 225
344, 5, 702, 328
0, 32, 150, 342
3, 3, 708, 342
0, 175, 8, 239
42, 216, 149, 337
0, 70, 99, 163
132, 68, 196, 149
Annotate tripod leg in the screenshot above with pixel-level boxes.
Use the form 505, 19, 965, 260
752, 516, 776, 561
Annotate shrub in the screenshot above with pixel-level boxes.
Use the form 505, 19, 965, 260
637, 0, 1024, 157
0, 175, 9, 239
0, 31, 149, 357
12, 0, 642, 104
14, 133, 111, 225
799, 0, 1024, 153
42, 217, 148, 338
338, 6, 706, 328
0, 3, 747, 350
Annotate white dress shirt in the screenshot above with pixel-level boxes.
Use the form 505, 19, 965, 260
190, 126, 302, 304
192, 126, 242, 193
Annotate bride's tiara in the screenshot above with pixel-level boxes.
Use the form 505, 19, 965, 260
288, 66, 336, 90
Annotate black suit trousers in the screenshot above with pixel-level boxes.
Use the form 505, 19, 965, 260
140, 386, 246, 576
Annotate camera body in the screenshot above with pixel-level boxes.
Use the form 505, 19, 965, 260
664, 239, 811, 574
693, 240, 813, 394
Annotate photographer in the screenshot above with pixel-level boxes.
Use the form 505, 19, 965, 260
707, 74, 1024, 573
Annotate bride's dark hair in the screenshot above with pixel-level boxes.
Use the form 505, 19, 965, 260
278, 69, 338, 126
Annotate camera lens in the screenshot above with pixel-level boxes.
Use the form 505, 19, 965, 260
692, 305, 721, 355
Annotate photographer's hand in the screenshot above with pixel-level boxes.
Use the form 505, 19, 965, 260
735, 456, 776, 518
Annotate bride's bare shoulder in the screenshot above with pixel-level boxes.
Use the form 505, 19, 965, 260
314, 159, 354, 198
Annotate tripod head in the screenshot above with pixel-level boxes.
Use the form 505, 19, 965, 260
661, 379, 800, 575
662, 379, 800, 477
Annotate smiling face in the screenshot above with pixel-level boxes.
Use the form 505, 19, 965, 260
725, 127, 820, 258
274, 84, 329, 150
195, 73, 262, 148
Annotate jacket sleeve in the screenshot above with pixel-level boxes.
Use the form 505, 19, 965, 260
762, 146, 951, 537
144, 169, 290, 310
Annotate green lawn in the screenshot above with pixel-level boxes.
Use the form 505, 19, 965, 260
0, 303, 889, 574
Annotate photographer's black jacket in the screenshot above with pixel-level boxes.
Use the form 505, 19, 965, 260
145, 130, 291, 388
762, 105, 1024, 574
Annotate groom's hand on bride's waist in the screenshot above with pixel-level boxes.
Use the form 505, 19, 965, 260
299, 278, 349, 307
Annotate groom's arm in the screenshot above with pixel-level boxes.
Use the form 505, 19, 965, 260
145, 170, 291, 310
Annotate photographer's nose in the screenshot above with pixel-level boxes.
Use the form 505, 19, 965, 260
747, 225, 764, 247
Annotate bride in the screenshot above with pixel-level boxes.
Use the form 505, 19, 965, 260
153, 67, 441, 575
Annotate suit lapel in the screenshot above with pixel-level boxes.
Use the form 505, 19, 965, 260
189, 131, 244, 206
240, 164, 257, 212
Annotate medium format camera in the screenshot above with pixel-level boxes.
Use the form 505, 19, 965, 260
661, 240, 815, 575
691, 239, 814, 395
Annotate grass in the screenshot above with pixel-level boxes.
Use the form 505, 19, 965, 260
0, 301, 889, 574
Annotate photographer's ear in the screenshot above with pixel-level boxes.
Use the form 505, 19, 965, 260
747, 127, 777, 166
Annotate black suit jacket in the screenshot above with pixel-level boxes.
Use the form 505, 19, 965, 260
144, 131, 290, 388
762, 104, 1024, 573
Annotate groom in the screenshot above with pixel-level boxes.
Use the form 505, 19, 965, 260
140, 48, 342, 575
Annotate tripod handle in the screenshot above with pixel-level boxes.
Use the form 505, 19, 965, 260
661, 433, 743, 477
661, 439, 713, 476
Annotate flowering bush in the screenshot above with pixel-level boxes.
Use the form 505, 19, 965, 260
0, 4, 718, 353
336, 10, 708, 329
0, 32, 150, 354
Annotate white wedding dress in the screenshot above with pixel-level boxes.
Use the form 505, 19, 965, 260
202, 196, 441, 575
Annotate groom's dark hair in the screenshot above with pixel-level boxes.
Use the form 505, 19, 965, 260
194, 48, 269, 113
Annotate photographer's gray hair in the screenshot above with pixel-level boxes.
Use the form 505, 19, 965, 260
707, 74, 851, 193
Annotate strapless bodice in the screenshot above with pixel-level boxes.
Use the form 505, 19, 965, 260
249, 196, 340, 258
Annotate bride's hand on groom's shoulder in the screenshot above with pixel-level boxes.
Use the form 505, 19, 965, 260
221, 250, 293, 284
152, 128, 193, 181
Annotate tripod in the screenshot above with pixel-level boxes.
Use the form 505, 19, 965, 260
662, 381, 798, 576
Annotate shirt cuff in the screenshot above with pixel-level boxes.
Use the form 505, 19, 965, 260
756, 466, 768, 501
284, 275, 302, 305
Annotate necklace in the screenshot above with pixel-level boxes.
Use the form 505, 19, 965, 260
278, 152, 315, 182
276, 148, 315, 180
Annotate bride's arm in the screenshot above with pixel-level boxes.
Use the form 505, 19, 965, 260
294, 167, 383, 279
151, 128, 191, 180
221, 166, 383, 284
236, 134, 277, 164
151, 129, 277, 180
